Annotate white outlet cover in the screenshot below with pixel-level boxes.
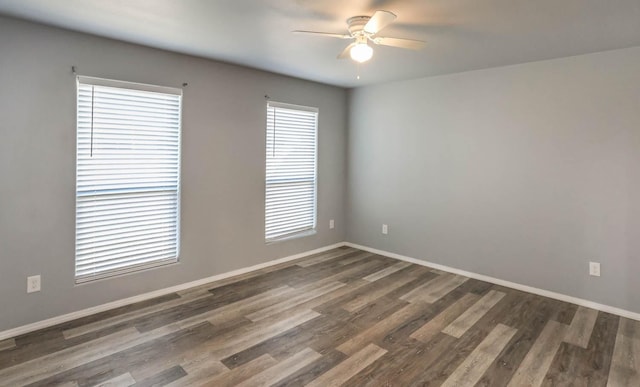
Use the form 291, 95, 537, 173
589, 262, 601, 277
27, 275, 41, 293
382, 224, 388, 235
329, 219, 335, 229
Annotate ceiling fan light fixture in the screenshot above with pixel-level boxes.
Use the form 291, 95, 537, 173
350, 42, 373, 63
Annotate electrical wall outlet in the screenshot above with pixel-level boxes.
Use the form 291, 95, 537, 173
27, 275, 41, 293
382, 224, 388, 235
329, 219, 335, 229
589, 262, 601, 277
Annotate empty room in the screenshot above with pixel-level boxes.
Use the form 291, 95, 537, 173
1, 0, 639, 386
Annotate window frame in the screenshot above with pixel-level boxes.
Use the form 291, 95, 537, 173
75, 76, 182, 283
265, 101, 319, 243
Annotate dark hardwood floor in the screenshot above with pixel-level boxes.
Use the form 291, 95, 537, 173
0, 247, 637, 386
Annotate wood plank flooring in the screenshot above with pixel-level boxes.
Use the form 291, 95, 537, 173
0, 247, 636, 386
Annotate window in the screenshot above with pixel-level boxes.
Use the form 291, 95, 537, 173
265, 102, 318, 241
75, 76, 181, 283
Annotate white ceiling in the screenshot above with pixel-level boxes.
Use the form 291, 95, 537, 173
1, 0, 639, 88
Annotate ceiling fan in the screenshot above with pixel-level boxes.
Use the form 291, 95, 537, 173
293, 10, 426, 63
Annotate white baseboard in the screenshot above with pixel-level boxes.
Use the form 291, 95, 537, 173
345, 242, 640, 322
0, 242, 347, 341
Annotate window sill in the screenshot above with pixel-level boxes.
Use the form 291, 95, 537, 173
266, 229, 317, 244
75, 258, 179, 285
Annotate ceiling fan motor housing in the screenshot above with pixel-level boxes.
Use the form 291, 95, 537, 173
347, 16, 371, 36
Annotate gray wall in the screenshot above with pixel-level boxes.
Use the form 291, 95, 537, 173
2, 14, 639, 333
0, 16, 347, 332
347, 47, 640, 313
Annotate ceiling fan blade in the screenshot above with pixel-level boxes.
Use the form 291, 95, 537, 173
293, 30, 352, 39
373, 36, 426, 50
337, 43, 356, 59
364, 10, 397, 34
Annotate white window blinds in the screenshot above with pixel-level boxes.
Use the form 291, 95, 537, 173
265, 102, 318, 241
75, 76, 181, 283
